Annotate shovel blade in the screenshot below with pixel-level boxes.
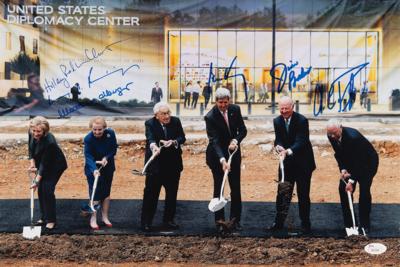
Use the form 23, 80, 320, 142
132, 169, 146, 176
208, 197, 228, 212
22, 226, 41, 240
345, 226, 359, 237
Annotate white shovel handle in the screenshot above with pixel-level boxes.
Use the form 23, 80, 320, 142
219, 147, 238, 200
141, 143, 165, 175
341, 178, 357, 228
90, 164, 103, 212
279, 157, 285, 183
30, 188, 34, 224
142, 153, 157, 175
90, 173, 99, 212
347, 191, 357, 228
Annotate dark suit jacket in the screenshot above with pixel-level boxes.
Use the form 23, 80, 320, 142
28, 132, 67, 177
205, 104, 247, 169
273, 112, 316, 176
145, 116, 186, 175
328, 127, 378, 182
151, 87, 163, 103
84, 128, 117, 176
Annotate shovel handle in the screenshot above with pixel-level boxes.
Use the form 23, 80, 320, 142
30, 188, 34, 224
279, 157, 285, 183
218, 147, 238, 200
140, 143, 165, 175
342, 178, 357, 228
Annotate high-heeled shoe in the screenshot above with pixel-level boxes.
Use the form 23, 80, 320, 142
102, 222, 112, 228
90, 224, 100, 230
101, 219, 112, 228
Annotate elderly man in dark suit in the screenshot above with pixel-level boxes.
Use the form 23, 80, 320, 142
327, 119, 378, 235
205, 87, 247, 233
141, 102, 186, 232
268, 96, 316, 234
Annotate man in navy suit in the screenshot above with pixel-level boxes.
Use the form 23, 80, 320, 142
269, 96, 316, 234
141, 102, 186, 232
327, 119, 378, 234
205, 87, 247, 233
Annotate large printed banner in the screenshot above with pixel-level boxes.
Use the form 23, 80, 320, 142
1, 0, 400, 117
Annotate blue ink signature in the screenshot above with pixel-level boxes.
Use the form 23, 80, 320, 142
59, 39, 130, 80
88, 64, 140, 88
270, 61, 312, 93
44, 76, 70, 93
313, 62, 369, 116
44, 39, 130, 93
58, 103, 84, 118
207, 56, 248, 101
98, 82, 133, 100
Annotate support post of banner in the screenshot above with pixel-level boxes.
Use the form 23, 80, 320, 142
176, 102, 180, 117
367, 98, 371, 112
295, 100, 300, 113
247, 102, 252, 115
200, 103, 204, 116
271, 0, 276, 115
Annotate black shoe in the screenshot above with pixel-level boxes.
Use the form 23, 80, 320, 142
300, 225, 312, 235
267, 223, 283, 231
141, 224, 152, 232
45, 223, 57, 231
34, 220, 45, 226
163, 221, 179, 230
233, 222, 243, 231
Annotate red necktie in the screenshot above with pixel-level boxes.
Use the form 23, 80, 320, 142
223, 111, 229, 128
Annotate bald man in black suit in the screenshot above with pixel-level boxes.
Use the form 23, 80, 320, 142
327, 120, 378, 234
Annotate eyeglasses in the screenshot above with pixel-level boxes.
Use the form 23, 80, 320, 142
158, 111, 171, 116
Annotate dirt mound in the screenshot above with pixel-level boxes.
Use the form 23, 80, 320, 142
0, 234, 398, 265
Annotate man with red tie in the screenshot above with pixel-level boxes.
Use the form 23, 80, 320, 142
204, 87, 247, 234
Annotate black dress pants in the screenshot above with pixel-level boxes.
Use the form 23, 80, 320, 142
339, 176, 373, 229
184, 93, 191, 108
141, 172, 180, 226
37, 170, 64, 223
274, 172, 312, 228
211, 164, 242, 223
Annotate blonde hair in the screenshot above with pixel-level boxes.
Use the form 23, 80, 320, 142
29, 116, 50, 135
89, 116, 107, 128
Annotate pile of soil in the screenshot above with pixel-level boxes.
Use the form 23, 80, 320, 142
0, 234, 398, 265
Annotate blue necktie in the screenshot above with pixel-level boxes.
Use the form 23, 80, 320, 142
285, 119, 289, 133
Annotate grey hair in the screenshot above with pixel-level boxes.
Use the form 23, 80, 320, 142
215, 87, 230, 100
279, 96, 294, 106
326, 119, 342, 129
153, 102, 170, 114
